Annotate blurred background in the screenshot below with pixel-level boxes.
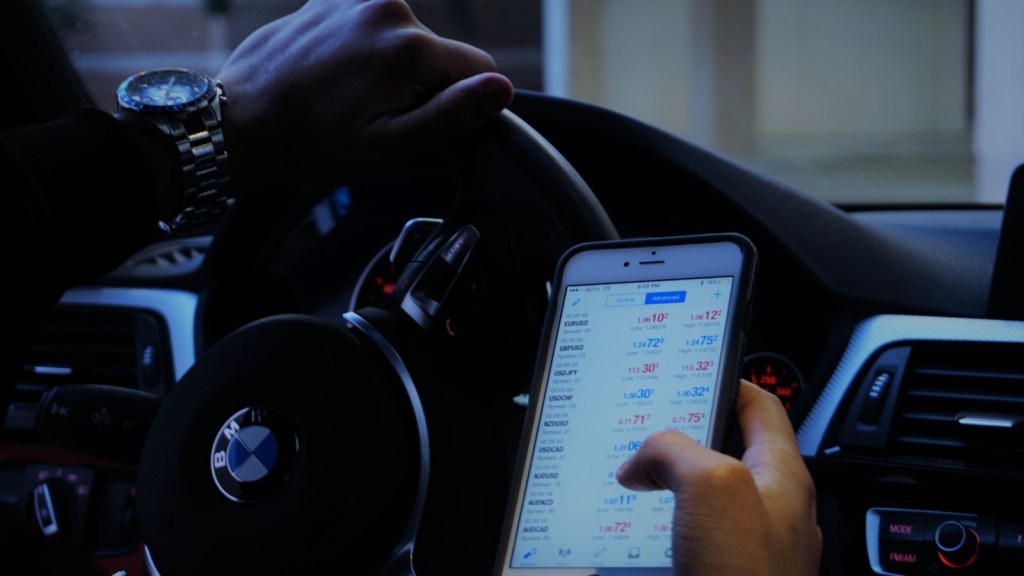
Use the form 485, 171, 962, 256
42, 0, 1024, 205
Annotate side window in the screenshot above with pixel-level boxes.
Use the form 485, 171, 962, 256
47, 0, 542, 114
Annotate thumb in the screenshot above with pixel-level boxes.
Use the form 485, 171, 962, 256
616, 429, 702, 492
375, 72, 514, 147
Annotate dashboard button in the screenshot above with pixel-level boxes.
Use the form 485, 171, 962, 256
937, 521, 967, 550
879, 512, 926, 542
934, 520, 980, 569
879, 542, 928, 575
999, 522, 1024, 553
998, 522, 1024, 570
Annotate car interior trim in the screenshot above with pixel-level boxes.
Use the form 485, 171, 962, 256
796, 314, 1024, 456
58, 287, 198, 382
144, 543, 161, 576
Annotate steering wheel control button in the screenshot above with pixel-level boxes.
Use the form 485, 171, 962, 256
399, 224, 480, 329
439, 225, 479, 267
389, 217, 444, 268
879, 512, 926, 542
210, 407, 298, 502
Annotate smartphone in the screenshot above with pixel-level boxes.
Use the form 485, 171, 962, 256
496, 234, 757, 576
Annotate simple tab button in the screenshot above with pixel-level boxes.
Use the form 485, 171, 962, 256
879, 512, 926, 542
879, 543, 927, 575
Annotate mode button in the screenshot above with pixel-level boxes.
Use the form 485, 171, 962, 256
879, 512, 926, 542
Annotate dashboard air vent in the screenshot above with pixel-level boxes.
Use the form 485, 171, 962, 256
888, 341, 1024, 474
111, 236, 211, 278
8, 306, 173, 429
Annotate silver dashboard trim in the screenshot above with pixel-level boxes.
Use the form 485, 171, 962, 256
796, 314, 1024, 456
59, 287, 199, 381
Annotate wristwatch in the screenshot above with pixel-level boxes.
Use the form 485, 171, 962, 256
116, 68, 231, 232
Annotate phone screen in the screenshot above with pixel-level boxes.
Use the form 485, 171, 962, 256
510, 275, 734, 569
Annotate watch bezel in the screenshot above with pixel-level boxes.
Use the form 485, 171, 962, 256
116, 67, 218, 115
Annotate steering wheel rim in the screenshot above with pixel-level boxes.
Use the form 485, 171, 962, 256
137, 106, 619, 575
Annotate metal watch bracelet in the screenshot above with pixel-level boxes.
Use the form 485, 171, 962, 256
155, 84, 230, 232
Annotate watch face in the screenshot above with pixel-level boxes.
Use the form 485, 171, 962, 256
117, 68, 217, 113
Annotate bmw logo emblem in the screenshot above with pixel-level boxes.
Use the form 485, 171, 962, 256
210, 407, 299, 502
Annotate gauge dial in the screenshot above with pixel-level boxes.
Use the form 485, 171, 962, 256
742, 353, 803, 412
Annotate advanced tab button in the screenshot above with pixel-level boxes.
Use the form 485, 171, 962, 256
644, 291, 686, 305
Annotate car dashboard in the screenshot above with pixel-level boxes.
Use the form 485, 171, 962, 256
4, 91, 1024, 575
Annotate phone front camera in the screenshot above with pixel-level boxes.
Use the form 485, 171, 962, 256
623, 261, 630, 267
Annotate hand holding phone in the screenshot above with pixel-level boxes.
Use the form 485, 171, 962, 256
615, 381, 821, 576
497, 234, 757, 576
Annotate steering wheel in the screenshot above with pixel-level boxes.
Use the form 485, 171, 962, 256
136, 102, 619, 575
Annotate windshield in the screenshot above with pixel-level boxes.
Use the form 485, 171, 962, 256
45, 0, 1019, 205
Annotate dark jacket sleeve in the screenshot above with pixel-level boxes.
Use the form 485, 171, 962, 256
3, 107, 160, 286
2, 107, 160, 404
